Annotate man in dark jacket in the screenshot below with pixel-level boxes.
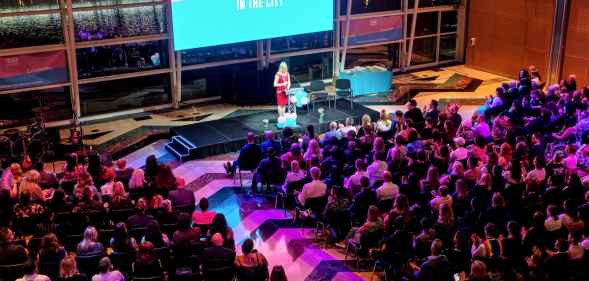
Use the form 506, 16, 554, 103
349, 176, 377, 224
0, 227, 28, 266
168, 183, 195, 209
411, 239, 452, 281
252, 147, 283, 194
203, 233, 236, 281
127, 198, 155, 228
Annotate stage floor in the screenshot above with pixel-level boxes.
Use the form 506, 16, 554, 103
168, 100, 379, 160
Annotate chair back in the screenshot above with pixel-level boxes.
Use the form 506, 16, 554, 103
360, 227, 384, 249
0, 263, 26, 281
335, 79, 351, 91
110, 250, 136, 273
132, 276, 165, 281
203, 266, 235, 281
109, 208, 135, 224
129, 227, 146, 241
154, 247, 171, 269
174, 205, 195, 214
310, 80, 326, 92
378, 199, 394, 214
38, 260, 61, 280
76, 254, 104, 277
304, 196, 328, 218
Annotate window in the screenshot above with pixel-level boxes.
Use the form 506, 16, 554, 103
346, 43, 400, 69
0, 13, 63, 49
439, 35, 456, 61
0, 87, 72, 128
407, 12, 438, 37
441, 11, 458, 33
273, 52, 333, 83
0, 0, 60, 13
72, 0, 161, 8
409, 0, 460, 8
73, 5, 166, 41
339, 0, 402, 15
77, 40, 169, 79
271, 31, 333, 54
181, 41, 257, 66
79, 74, 171, 116
410, 36, 437, 65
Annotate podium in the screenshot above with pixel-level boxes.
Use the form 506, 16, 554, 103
277, 88, 307, 129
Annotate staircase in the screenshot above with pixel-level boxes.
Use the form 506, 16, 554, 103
165, 135, 196, 161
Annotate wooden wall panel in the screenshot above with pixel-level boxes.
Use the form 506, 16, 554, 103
466, 0, 554, 79
562, 0, 589, 86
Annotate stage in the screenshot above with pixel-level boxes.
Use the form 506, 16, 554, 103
165, 100, 378, 160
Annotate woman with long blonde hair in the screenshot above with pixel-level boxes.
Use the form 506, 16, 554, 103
273, 62, 291, 118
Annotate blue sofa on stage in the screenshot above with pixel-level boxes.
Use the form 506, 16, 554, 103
339, 67, 393, 96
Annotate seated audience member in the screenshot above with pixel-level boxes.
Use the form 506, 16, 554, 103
127, 198, 155, 228
346, 205, 383, 245
450, 137, 469, 163
270, 265, 288, 281
109, 182, 133, 210
235, 238, 269, 281
114, 159, 134, 187
203, 233, 236, 273
350, 177, 377, 224
91, 257, 124, 281
0, 227, 28, 266
261, 130, 282, 156
228, 131, 261, 175
157, 199, 178, 225
37, 233, 67, 275
142, 221, 170, 247
280, 143, 304, 170
323, 187, 351, 242
13, 189, 46, 220
99, 168, 116, 197
153, 164, 177, 196
208, 213, 235, 250
282, 160, 306, 192
16, 259, 51, 281
110, 222, 137, 253
344, 159, 368, 194
35, 162, 59, 189
430, 185, 453, 210
58, 255, 88, 281
76, 226, 104, 257
128, 169, 147, 190
376, 171, 399, 202
131, 242, 164, 278
252, 147, 283, 194
410, 239, 452, 281
192, 197, 217, 226
168, 178, 195, 208
173, 212, 201, 246
18, 170, 45, 202
297, 167, 327, 207
367, 151, 388, 186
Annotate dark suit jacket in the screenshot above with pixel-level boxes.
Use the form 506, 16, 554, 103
169, 189, 195, 208
416, 255, 452, 281
0, 242, 28, 266
127, 213, 155, 228
202, 246, 236, 270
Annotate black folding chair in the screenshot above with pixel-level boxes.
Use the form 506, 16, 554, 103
335, 78, 354, 110
307, 80, 330, 112
76, 254, 104, 277
0, 263, 26, 281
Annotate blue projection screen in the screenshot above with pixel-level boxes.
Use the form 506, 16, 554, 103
171, 0, 334, 50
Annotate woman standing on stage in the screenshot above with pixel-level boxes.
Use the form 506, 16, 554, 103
274, 62, 291, 118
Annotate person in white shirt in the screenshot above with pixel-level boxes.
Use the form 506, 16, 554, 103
376, 109, 393, 134
376, 171, 399, 201
339, 117, 357, 135
450, 137, 469, 163
526, 156, 546, 185
429, 185, 453, 210
92, 257, 124, 281
282, 160, 306, 192
344, 159, 368, 194
16, 259, 51, 281
367, 151, 388, 186
100, 168, 117, 196
297, 167, 327, 206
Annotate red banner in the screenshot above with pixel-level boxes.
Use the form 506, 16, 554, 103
0, 51, 68, 91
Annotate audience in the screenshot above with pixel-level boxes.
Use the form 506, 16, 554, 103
91, 257, 124, 281
235, 238, 269, 281
192, 197, 216, 226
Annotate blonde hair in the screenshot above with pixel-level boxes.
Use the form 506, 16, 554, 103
279, 62, 288, 73
129, 169, 146, 190
59, 255, 79, 279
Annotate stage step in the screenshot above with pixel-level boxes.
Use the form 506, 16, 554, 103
165, 135, 197, 161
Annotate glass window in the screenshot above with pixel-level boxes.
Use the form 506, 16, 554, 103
271, 31, 333, 54
77, 40, 169, 79
181, 41, 257, 66
72, 0, 160, 8
73, 5, 166, 41
0, 87, 72, 128
0, 0, 59, 13
79, 74, 171, 116
441, 11, 458, 33
439, 34, 457, 61
272, 52, 333, 83
407, 12, 438, 37
0, 13, 63, 49
410, 36, 437, 65
181, 62, 259, 102
346, 43, 400, 69
339, 0, 401, 15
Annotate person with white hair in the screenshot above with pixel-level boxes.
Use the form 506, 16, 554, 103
273, 62, 291, 118
297, 167, 327, 206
